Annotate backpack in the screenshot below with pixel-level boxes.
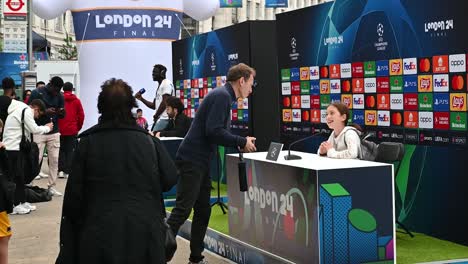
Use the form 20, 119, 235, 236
345, 127, 379, 161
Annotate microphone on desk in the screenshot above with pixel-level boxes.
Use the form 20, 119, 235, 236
238, 151, 248, 192
284, 131, 326, 160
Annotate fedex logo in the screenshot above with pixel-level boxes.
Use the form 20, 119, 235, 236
292, 109, 301, 122
330, 80, 341, 93
310, 66, 320, 80
403, 76, 418, 92
378, 111, 390, 126
433, 93, 449, 111
433, 74, 449, 92
352, 110, 365, 125
353, 94, 364, 109
389, 59, 403, 75
450, 93, 466, 111
403, 58, 417, 75
376, 60, 389, 76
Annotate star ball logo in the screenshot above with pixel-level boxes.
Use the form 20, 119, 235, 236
377, 23, 384, 37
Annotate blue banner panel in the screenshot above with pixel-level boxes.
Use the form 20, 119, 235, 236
266, 0, 288, 8
0, 53, 29, 86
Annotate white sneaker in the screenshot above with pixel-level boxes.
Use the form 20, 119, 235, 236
11, 204, 31, 215
34, 175, 41, 180
39, 172, 49, 178
48, 187, 63, 196
58, 172, 69, 179
22, 202, 37, 211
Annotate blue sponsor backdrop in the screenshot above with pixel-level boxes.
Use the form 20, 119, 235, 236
276, 0, 468, 246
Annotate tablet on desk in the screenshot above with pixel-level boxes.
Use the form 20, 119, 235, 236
266, 142, 283, 161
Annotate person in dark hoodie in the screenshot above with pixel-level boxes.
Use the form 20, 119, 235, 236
58, 82, 84, 179
56, 78, 178, 264
154, 96, 191, 138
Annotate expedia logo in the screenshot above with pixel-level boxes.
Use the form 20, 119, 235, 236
420, 78, 431, 89
453, 96, 465, 108
391, 62, 401, 72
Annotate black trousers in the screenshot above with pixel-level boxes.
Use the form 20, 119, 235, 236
58, 135, 77, 174
6, 150, 25, 205
166, 160, 211, 263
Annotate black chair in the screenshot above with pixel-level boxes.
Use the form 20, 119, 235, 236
375, 142, 414, 238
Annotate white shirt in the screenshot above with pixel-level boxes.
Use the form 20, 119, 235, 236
155, 79, 174, 120
3, 100, 51, 151
320, 126, 361, 159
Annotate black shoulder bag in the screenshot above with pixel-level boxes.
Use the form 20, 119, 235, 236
19, 108, 41, 184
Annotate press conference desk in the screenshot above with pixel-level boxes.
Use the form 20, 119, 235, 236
226, 151, 395, 264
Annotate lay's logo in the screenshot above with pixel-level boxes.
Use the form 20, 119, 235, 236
320, 80, 330, 94
389, 59, 403, 75
365, 110, 377, 125
418, 75, 433, 92
450, 93, 466, 111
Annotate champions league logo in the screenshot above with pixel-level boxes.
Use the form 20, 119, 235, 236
210, 52, 217, 71
374, 23, 388, 51
289, 37, 300, 61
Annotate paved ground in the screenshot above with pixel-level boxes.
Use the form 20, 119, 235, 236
9, 177, 232, 264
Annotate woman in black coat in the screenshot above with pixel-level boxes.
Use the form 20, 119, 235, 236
56, 78, 178, 264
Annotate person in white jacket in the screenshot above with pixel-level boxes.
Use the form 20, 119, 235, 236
318, 102, 362, 159
3, 99, 53, 215
33, 0, 219, 130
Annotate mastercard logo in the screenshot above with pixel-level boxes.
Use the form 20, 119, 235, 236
366, 95, 376, 108
302, 110, 310, 121
320, 66, 329, 78
419, 58, 431, 73
342, 80, 351, 92
451, 75, 465, 90
392, 112, 403, 126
